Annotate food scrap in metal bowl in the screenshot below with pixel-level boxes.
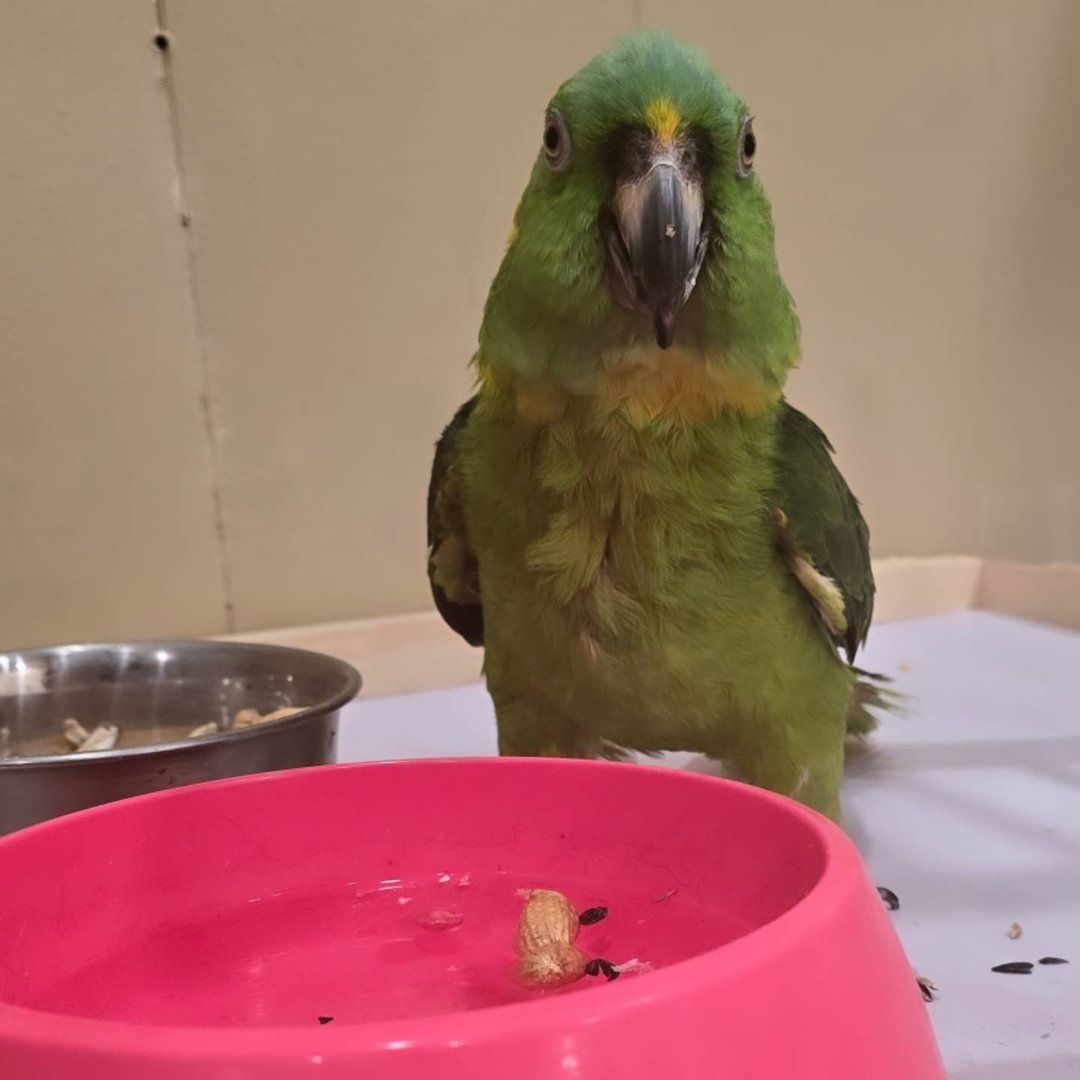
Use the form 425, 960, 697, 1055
62, 718, 91, 748
62, 720, 119, 753
233, 706, 305, 729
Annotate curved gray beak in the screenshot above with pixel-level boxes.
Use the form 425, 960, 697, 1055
603, 156, 707, 349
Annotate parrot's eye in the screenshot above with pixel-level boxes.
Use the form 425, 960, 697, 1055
737, 116, 756, 177
542, 109, 573, 172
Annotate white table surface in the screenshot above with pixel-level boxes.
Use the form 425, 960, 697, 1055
338, 610, 1080, 1078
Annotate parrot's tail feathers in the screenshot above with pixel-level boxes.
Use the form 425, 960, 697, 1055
847, 667, 906, 739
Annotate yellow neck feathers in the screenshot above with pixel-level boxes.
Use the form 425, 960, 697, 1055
478, 348, 783, 427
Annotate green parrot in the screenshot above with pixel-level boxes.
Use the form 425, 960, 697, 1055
427, 31, 881, 822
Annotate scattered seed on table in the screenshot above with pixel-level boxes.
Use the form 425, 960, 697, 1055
1039, 957, 1069, 966
584, 959, 602, 977
916, 976, 937, 1003
991, 962, 1033, 975
652, 888, 677, 903
318, 1016, 334, 1025
877, 886, 900, 911
579, 906, 608, 926
1007, 922, 1023, 940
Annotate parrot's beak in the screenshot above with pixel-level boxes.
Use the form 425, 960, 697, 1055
602, 156, 708, 349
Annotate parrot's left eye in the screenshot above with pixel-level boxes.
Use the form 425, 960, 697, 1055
737, 116, 756, 177
542, 109, 573, 172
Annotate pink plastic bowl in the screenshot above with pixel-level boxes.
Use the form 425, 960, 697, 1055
0, 759, 943, 1078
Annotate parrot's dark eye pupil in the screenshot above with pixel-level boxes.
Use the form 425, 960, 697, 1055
541, 109, 574, 172
737, 117, 756, 177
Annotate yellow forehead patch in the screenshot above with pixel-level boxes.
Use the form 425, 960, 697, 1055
645, 98, 681, 144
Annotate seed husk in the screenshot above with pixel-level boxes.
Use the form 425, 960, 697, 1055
579, 906, 608, 925
877, 886, 900, 911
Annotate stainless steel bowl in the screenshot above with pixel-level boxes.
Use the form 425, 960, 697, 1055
0, 641, 361, 834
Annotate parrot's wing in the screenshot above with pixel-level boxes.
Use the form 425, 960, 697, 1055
773, 401, 874, 663
427, 396, 484, 646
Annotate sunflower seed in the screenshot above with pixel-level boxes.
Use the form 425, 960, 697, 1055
594, 958, 619, 981
877, 886, 900, 911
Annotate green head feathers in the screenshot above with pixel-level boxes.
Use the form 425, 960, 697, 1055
479, 31, 800, 406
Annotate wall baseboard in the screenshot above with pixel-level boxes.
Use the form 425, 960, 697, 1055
224, 556, 1078, 699
978, 560, 1080, 631
872, 555, 983, 623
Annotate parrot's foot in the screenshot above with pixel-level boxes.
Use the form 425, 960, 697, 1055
495, 705, 583, 759
724, 741, 844, 823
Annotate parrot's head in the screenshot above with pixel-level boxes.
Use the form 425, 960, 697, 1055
479, 31, 799, 405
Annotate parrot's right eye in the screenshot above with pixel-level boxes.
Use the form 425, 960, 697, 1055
737, 116, 756, 177
542, 109, 573, 172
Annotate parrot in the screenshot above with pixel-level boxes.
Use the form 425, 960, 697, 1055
426, 31, 883, 823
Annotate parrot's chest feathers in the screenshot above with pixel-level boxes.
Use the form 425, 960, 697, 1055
519, 406, 771, 643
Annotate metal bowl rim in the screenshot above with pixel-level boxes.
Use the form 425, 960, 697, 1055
0, 639, 361, 769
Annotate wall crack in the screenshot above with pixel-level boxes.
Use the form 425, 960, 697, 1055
153, 0, 237, 632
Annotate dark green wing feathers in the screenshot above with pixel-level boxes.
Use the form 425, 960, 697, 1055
773, 401, 875, 663
427, 396, 484, 647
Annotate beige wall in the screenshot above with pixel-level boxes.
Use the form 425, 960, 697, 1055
1, 1, 1077, 647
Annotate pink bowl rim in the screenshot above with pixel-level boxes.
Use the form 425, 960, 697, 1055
0, 757, 867, 1062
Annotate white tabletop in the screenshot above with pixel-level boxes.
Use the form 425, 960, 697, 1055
339, 610, 1080, 1078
